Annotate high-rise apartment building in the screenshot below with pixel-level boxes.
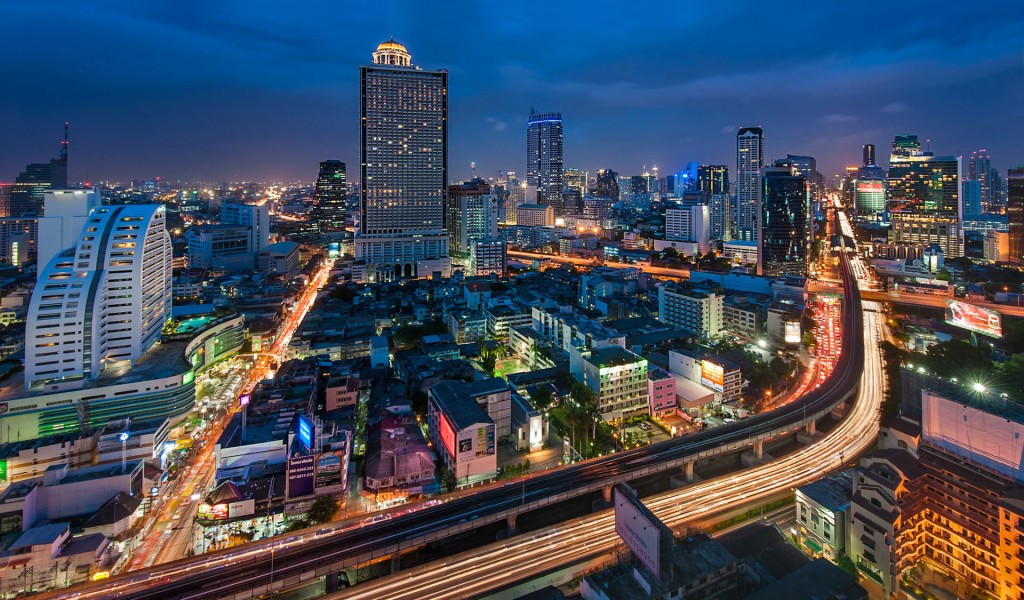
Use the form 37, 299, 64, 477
357, 40, 449, 280
9, 125, 69, 218
665, 206, 710, 253
708, 193, 731, 241
593, 169, 619, 200
1008, 166, 1024, 266
967, 149, 992, 213
564, 168, 587, 197
758, 166, 811, 277
526, 111, 564, 213
657, 282, 724, 338
313, 160, 347, 232
736, 127, 764, 242
446, 179, 499, 256
697, 165, 728, 196
220, 201, 270, 251
25, 204, 172, 388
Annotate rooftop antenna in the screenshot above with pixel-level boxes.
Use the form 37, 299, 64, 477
471, 161, 476, 179
61, 121, 69, 162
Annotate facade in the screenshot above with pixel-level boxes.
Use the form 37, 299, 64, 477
427, 384, 497, 488
313, 160, 347, 232
890, 211, 963, 258
708, 192, 731, 241
575, 345, 649, 420
9, 145, 68, 218
186, 225, 253, 269
0, 217, 37, 265
469, 238, 506, 277
256, 241, 300, 278
657, 282, 724, 338
515, 203, 554, 227
647, 368, 676, 417
983, 230, 1009, 262
36, 189, 102, 277
431, 378, 511, 441
697, 164, 728, 196
1009, 166, 1023, 266
526, 111, 564, 213
26, 205, 171, 388
758, 166, 811, 277
736, 127, 764, 241
357, 40, 449, 279
888, 152, 961, 216
795, 473, 851, 561
446, 179, 499, 256
220, 201, 270, 251
664, 206, 710, 253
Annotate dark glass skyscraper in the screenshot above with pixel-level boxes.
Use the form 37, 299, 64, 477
593, 169, 619, 200
526, 111, 564, 214
313, 160, 347, 232
863, 144, 876, 167
10, 127, 68, 217
697, 165, 728, 196
758, 166, 810, 277
1008, 166, 1024, 266
357, 40, 448, 279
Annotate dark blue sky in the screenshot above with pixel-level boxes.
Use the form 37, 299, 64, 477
2, 1, 1022, 185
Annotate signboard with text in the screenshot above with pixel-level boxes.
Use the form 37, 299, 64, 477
945, 299, 1002, 338
286, 454, 315, 499
314, 451, 344, 495
614, 486, 664, 580
700, 360, 725, 392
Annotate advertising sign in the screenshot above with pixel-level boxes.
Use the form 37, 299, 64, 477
0, 459, 8, 484
784, 320, 802, 344
700, 360, 725, 392
439, 414, 456, 457
475, 425, 495, 458
228, 499, 255, 518
457, 431, 474, 463
614, 486, 663, 580
286, 454, 315, 499
314, 452, 344, 495
198, 503, 228, 520
945, 299, 1002, 338
297, 415, 314, 450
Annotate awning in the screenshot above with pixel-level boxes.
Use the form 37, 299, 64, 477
804, 537, 823, 553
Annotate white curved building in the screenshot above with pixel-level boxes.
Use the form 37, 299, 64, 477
25, 204, 172, 390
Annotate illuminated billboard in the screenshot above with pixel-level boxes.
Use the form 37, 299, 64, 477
784, 320, 801, 344
945, 299, 1002, 338
286, 454, 315, 499
439, 414, 456, 458
198, 502, 228, 520
297, 415, 314, 450
700, 361, 725, 392
614, 485, 664, 580
314, 451, 345, 495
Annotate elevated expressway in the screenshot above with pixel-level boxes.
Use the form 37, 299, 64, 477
52, 249, 870, 600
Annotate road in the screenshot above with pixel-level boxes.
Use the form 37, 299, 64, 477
508, 250, 690, 279
123, 258, 332, 570
334, 259, 883, 600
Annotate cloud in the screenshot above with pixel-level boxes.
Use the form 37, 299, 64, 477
881, 101, 909, 113
486, 117, 508, 132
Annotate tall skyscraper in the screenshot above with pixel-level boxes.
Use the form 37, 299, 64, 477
863, 144, 876, 167
593, 169, 619, 200
526, 110, 564, 213
708, 193, 731, 242
357, 39, 449, 280
758, 166, 810, 277
564, 168, 587, 197
446, 179, 499, 256
968, 150, 992, 213
1008, 166, 1024, 266
313, 160, 347, 232
697, 165, 728, 196
10, 125, 69, 217
736, 127, 764, 241
26, 204, 172, 388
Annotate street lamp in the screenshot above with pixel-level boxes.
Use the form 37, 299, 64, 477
972, 382, 986, 393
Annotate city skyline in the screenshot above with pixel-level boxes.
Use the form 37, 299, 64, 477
2, 1, 1022, 183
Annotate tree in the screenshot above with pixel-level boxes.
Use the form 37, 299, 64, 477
308, 495, 339, 525
530, 385, 554, 410
480, 346, 498, 377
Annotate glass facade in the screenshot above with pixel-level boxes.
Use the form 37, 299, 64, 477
759, 167, 810, 277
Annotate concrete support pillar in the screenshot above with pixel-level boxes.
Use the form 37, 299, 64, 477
507, 514, 517, 530
753, 440, 764, 460
390, 554, 401, 574
805, 419, 816, 435
325, 572, 340, 593
683, 461, 695, 482
602, 485, 612, 504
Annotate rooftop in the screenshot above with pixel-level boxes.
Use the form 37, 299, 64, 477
798, 472, 853, 512
430, 380, 494, 430
588, 345, 644, 369
260, 241, 299, 255
9, 523, 69, 551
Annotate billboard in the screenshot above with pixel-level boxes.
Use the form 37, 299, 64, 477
314, 451, 345, 495
439, 414, 456, 458
286, 454, 316, 499
784, 320, 802, 344
297, 415, 314, 450
700, 360, 725, 392
614, 485, 664, 580
945, 299, 1002, 338
475, 425, 495, 458
0, 459, 6, 484
228, 499, 255, 518
198, 502, 228, 520
922, 391, 1024, 481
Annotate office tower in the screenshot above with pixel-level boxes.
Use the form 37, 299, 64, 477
963, 180, 983, 218
967, 150, 992, 213
1008, 166, 1024, 266
220, 201, 270, 251
758, 166, 810, 277
0, 183, 10, 218
26, 204, 171, 388
854, 174, 886, 215
889, 212, 962, 258
526, 111, 564, 213
697, 165, 728, 196
863, 144, 876, 167
357, 39, 449, 280
10, 126, 69, 217
470, 238, 506, 277
708, 193, 731, 241
36, 189, 102, 277
313, 160, 347, 232
665, 206, 710, 254
887, 135, 960, 215
564, 168, 587, 197
447, 179, 499, 256
990, 167, 1006, 210
890, 134, 921, 160
736, 127, 764, 241
593, 169, 619, 199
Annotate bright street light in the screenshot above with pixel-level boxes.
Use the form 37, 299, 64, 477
972, 382, 986, 393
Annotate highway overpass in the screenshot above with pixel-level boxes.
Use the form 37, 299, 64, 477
48, 248, 863, 600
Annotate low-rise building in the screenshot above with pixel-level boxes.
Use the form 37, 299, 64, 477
363, 408, 437, 498
427, 385, 497, 488
647, 368, 676, 417
573, 345, 649, 420
795, 472, 852, 561
257, 241, 300, 278
657, 281, 724, 339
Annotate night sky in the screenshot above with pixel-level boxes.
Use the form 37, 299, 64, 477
2, 1, 1022, 185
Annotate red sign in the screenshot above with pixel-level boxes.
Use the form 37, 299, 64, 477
945, 300, 1002, 338
439, 414, 456, 457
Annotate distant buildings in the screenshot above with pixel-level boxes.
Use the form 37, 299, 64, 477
515, 203, 554, 227
967, 149, 992, 212
313, 160, 347, 232
447, 179, 499, 256
9, 126, 68, 217
736, 127, 764, 242
658, 281, 724, 338
356, 40, 449, 280
592, 169, 619, 200
527, 111, 564, 214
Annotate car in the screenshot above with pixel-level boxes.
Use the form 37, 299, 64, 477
316, 528, 334, 536
370, 513, 392, 524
